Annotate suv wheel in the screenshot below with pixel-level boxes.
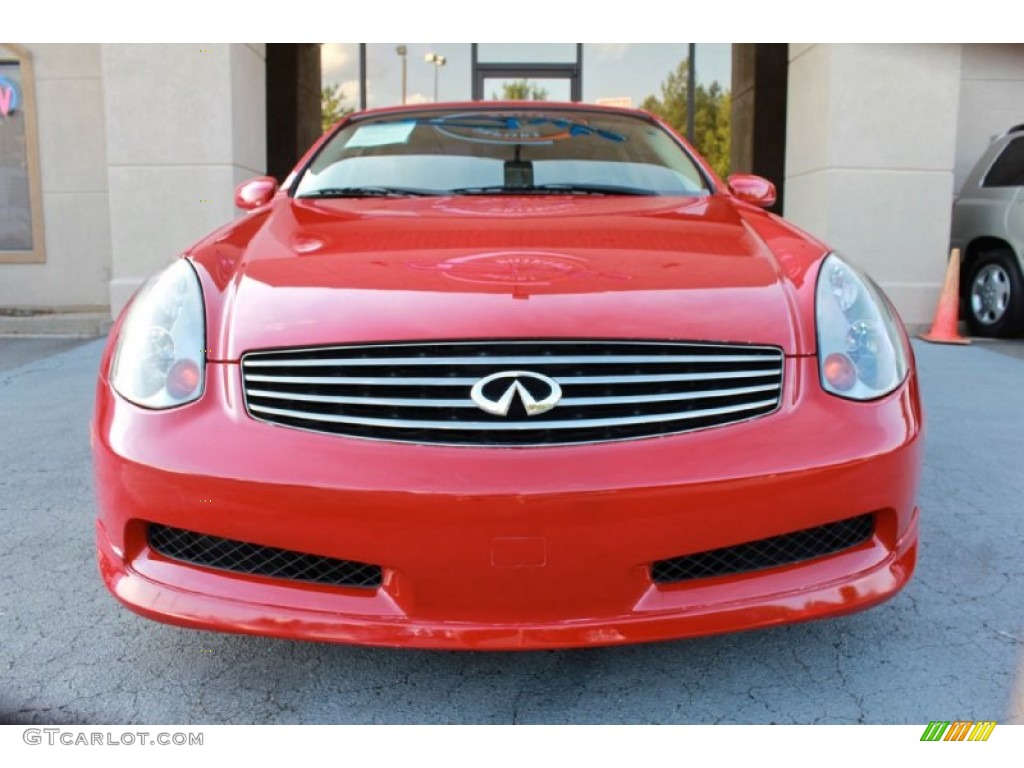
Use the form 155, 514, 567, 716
965, 249, 1024, 337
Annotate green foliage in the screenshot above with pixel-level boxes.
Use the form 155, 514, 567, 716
494, 80, 550, 101
321, 83, 353, 133
642, 58, 731, 178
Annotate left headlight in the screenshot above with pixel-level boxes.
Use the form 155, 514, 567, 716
110, 259, 206, 409
815, 254, 909, 400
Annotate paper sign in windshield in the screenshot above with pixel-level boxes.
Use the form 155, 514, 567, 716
346, 121, 416, 149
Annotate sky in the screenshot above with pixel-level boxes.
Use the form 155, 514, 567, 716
321, 43, 732, 110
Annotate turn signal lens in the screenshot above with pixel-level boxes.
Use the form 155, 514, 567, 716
823, 353, 857, 391
166, 359, 202, 400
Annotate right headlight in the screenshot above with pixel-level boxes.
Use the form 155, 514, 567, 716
109, 258, 206, 409
815, 254, 909, 400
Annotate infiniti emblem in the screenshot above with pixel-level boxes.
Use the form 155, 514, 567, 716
470, 371, 562, 417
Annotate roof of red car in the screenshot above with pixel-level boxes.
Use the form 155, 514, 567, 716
347, 100, 655, 121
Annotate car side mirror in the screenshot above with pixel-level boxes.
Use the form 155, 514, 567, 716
234, 176, 279, 211
727, 174, 777, 209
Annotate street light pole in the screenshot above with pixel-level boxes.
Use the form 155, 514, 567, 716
424, 52, 447, 102
686, 43, 696, 143
396, 45, 408, 104
358, 43, 367, 111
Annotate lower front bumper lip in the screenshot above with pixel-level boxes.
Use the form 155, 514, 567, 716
97, 509, 918, 651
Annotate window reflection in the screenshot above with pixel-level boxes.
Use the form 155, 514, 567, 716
582, 43, 732, 176
485, 78, 572, 102
322, 44, 473, 110
319, 43, 732, 175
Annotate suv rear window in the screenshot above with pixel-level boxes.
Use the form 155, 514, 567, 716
983, 137, 1024, 187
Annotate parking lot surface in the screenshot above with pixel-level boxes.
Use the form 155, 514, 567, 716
0, 338, 1021, 724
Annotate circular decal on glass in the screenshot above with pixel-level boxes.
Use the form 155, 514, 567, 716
427, 113, 624, 145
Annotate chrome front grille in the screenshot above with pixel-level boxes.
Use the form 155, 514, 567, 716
240, 340, 785, 446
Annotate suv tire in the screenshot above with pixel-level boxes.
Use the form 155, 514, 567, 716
965, 248, 1024, 337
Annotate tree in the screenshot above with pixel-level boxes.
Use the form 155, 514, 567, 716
494, 80, 549, 101
321, 83, 353, 133
642, 58, 731, 178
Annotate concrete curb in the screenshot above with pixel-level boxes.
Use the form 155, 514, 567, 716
0, 312, 113, 338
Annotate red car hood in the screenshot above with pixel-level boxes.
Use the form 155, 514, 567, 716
191, 194, 826, 360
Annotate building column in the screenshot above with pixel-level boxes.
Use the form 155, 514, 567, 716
784, 44, 962, 326
101, 44, 266, 316
731, 43, 788, 212
266, 44, 322, 183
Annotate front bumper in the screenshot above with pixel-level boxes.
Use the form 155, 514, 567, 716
93, 357, 923, 650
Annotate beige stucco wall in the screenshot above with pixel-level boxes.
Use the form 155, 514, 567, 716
0, 44, 111, 309
103, 43, 266, 315
784, 43, 963, 327
0, 43, 266, 316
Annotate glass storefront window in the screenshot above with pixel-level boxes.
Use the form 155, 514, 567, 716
583, 44, 688, 109
320, 43, 360, 115
322, 44, 473, 112
320, 43, 732, 176
367, 43, 471, 107
0, 44, 43, 263
484, 78, 573, 102
693, 43, 732, 178
582, 43, 731, 177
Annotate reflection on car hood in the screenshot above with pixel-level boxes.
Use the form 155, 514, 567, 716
190, 195, 827, 359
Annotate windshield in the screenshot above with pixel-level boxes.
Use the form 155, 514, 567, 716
293, 108, 711, 198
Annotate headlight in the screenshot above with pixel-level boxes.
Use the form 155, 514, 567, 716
815, 254, 909, 400
110, 259, 206, 409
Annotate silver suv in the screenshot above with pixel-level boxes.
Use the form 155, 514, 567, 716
951, 124, 1024, 337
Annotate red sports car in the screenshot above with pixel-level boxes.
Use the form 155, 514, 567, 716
92, 103, 923, 649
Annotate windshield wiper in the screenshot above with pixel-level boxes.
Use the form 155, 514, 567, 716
450, 183, 652, 196
533, 183, 654, 195
298, 186, 439, 198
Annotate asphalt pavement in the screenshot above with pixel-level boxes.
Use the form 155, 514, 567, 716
0, 336, 1021, 724
0, 337, 93, 373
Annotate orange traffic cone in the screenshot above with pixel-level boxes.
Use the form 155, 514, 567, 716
920, 248, 970, 345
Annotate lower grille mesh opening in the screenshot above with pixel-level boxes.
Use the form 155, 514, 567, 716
147, 524, 382, 589
651, 514, 876, 584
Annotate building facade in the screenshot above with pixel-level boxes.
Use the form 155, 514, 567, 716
1, 43, 1022, 326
